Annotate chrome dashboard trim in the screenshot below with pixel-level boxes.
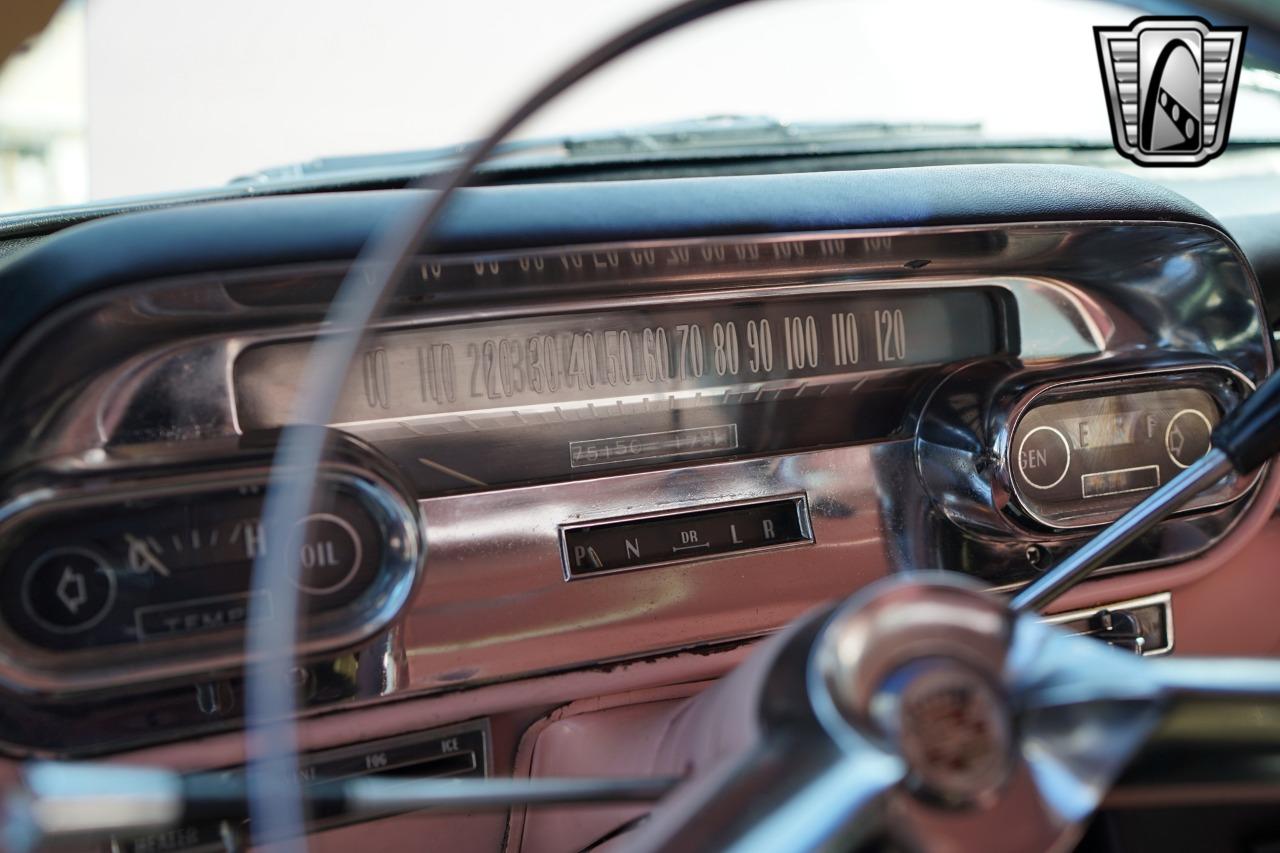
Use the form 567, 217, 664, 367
0, 222, 1151, 457
0, 218, 1269, 752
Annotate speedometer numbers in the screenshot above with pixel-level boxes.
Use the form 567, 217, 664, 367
321, 297, 974, 423
235, 288, 1007, 491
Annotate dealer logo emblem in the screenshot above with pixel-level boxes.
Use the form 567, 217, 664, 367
1095, 17, 1246, 166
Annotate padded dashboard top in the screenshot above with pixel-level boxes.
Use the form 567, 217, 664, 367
0, 164, 1226, 358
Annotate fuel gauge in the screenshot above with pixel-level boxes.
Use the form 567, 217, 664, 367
1009, 377, 1251, 528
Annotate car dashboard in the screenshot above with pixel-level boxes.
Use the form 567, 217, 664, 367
0, 164, 1276, 851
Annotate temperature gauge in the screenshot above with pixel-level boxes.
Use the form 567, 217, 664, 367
0, 480, 400, 652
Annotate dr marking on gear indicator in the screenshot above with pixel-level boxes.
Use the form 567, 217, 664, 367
1095, 17, 1246, 166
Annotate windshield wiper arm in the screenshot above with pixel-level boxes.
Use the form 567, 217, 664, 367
230, 114, 985, 184
555, 114, 983, 156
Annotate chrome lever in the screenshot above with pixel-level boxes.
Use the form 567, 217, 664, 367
1010, 448, 1234, 613
3, 763, 677, 853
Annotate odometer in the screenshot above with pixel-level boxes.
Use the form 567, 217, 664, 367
234, 287, 1009, 492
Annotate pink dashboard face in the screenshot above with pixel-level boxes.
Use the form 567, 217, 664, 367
3, 3, 1280, 852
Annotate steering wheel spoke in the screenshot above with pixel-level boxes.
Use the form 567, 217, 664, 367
620, 734, 901, 853
1102, 655, 1280, 808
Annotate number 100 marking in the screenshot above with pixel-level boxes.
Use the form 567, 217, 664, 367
783, 315, 819, 371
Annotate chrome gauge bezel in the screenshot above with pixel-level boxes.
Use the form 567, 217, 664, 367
0, 455, 424, 694
1002, 365, 1258, 530
915, 355, 1266, 543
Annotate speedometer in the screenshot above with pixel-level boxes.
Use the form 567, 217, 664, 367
235, 285, 1010, 492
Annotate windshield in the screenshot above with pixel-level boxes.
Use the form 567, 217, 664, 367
2, 0, 1279, 213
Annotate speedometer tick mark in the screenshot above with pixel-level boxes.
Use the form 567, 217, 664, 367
417, 457, 488, 487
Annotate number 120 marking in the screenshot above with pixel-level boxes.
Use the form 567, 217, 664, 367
873, 309, 906, 363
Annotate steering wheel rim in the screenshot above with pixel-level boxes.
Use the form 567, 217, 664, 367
242, 0, 763, 847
